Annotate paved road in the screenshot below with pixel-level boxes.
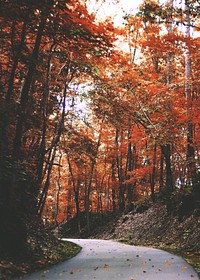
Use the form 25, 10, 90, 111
18, 239, 199, 280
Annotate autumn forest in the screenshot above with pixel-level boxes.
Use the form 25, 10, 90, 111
0, 0, 200, 258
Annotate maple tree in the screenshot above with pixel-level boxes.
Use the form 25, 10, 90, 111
43, 0, 200, 230
0, 0, 116, 253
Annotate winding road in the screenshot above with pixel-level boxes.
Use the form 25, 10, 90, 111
18, 239, 199, 280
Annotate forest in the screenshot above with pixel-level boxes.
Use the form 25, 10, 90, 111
0, 0, 199, 267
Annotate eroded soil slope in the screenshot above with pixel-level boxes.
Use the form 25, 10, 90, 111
92, 205, 199, 252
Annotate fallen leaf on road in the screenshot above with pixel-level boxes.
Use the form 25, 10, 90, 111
164, 263, 172, 268
103, 264, 109, 270
181, 266, 188, 270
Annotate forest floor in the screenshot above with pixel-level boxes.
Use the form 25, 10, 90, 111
1, 204, 199, 279
0, 232, 81, 280
60, 203, 200, 277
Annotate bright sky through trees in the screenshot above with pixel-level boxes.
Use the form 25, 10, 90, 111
87, 0, 191, 26
87, 0, 143, 26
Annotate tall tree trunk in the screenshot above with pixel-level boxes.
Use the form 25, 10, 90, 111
159, 151, 164, 192
67, 153, 81, 232
115, 129, 125, 211
8, 15, 47, 213
37, 42, 56, 196
0, 12, 49, 255
54, 152, 62, 224
161, 144, 174, 213
0, 21, 27, 211
184, 0, 196, 186
111, 161, 116, 212
6, 21, 27, 103
159, 0, 174, 211
13, 16, 47, 161
161, 144, 173, 194
37, 79, 68, 217
150, 142, 157, 202
127, 141, 133, 207
37, 52, 76, 217
86, 127, 102, 235
125, 126, 134, 207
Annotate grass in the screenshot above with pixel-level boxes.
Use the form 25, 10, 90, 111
0, 240, 81, 280
119, 240, 200, 278
162, 247, 200, 278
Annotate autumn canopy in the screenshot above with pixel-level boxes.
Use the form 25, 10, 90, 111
0, 0, 199, 253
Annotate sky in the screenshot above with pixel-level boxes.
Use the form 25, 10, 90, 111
87, 0, 144, 26
87, 0, 187, 26
87, 0, 195, 36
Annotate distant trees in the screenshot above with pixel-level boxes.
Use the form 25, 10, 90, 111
43, 0, 200, 228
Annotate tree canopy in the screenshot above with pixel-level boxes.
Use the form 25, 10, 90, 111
0, 0, 199, 252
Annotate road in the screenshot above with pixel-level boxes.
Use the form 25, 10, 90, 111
18, 239, 199, 280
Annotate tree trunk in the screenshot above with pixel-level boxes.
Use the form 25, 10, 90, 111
6, 21, 27, 103
37, 42, 56, 196
13, 16, 47, 161
111, 161, 116, 212
115, 129, 125, 211
184, 1, 196, 186
37, 79, 68, 216
67, 153, 81, 232
126, 140, 134, 207
54, 152, 62, 224
161, 144, 174, 213
150, 142, 157, 202
86, 128, 102, 235
7, 15, 47, 215
159, 151, 164, 192
161, 144, 173, 194
0, 21, 26, 212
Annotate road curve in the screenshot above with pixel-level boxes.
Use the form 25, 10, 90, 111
18, 239, 199, 280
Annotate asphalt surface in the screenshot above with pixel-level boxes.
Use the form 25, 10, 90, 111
17, 239, 199, 280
